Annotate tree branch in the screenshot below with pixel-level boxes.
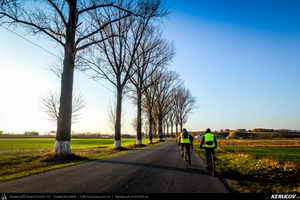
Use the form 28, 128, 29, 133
78, 3, 138, 16
0, 12, 65, 46
76, 13, 130, 47
46, 0, 67, 26
76, 34, 117, 51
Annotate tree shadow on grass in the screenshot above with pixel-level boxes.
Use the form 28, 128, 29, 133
40, 153, 88, 164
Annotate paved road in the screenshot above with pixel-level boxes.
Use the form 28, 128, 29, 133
0, 141, 230, 193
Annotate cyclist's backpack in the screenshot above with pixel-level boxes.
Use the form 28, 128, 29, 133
183, 131, 189, 139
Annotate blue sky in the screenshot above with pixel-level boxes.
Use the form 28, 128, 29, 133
0, 0, 299, 133
164, 0, 300, 130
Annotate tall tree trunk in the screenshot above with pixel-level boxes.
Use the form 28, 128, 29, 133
166, 124, 169, 138
54, 1, 77, 155
54, 52, 75, 155
114, 86, 123, 149
158, 118, 163, 141
171, 123, 174, 138
153, 121, 157, 138
180, 120, 183, 132
148, 116, 153, 144
175, 123, 178, 136
136, 90, 143, 145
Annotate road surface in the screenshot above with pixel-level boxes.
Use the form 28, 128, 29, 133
0, 141, 230, 193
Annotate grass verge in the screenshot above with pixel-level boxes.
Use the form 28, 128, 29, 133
0, 140, 161, 183
193, 142, 300, 193
0, 138, 139, 152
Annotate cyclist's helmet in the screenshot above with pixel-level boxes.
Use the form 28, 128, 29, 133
183, 128, 187, 133
206, 128, 211, 133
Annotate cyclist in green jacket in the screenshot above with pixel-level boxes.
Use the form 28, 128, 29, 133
178, 128, 194, 164
200, 128, 217, 168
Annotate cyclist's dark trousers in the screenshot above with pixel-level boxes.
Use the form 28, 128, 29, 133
205, 148, 215, 165
181, 143, 191, 158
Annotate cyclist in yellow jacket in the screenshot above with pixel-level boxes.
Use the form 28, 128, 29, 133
200, 128, 217, 168
178, 128, 194, 164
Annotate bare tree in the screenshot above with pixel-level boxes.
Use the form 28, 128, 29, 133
108, 100, 116, 130
131, 117, 138, 133
41, 91, 86, 124
142, 72, 160, 144
153, 70, 180, 141
81, 0, 167, 149
174, 104, 180, 136
131, 115, 145, 135
166, 103, 176, 137
107, 99, 126, 132
130, 26, 175, 145
163, 117, 168, 137
143, 117, 149, 138
174, 87, 197, 132
0, 0, 143, 154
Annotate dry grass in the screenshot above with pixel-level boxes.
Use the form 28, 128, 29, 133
216, 152, 299, 193
218, 138, 300, 148
194, 139, 300, 193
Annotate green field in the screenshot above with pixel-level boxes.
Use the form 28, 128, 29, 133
0, 138, 139, 152
224, 146, 300, 164
0, 138, 160, 182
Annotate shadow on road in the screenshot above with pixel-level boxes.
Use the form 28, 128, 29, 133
141, 149, 180, 153
95, 159, 211, 176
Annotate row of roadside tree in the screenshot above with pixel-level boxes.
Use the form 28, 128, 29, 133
0, 0, 197, 154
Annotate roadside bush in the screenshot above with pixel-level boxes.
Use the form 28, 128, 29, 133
24, 131, 39, 136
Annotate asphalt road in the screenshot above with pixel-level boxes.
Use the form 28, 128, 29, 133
0, 141, 230, 193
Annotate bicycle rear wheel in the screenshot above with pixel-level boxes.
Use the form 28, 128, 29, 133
210, 151, 215, 176
184, 146, 189, 168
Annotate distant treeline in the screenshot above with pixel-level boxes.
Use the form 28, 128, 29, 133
0, 131, 40, 137
250, 128, 299, 133
190, 128, 300, 139
215, 128, 300, 133
1, 128, 299, 139
0, 131, 136, 139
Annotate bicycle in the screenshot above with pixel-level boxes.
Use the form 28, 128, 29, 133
183, 145, 191, 168
206, 148, 216, 176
